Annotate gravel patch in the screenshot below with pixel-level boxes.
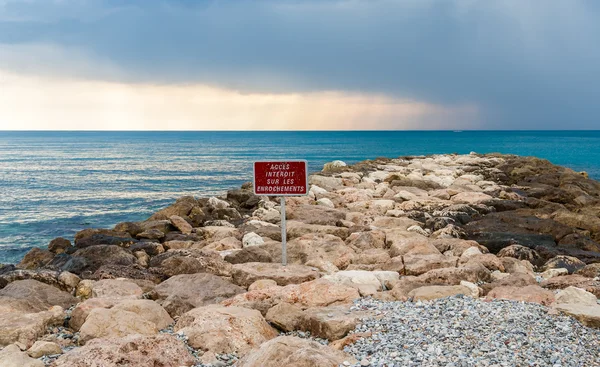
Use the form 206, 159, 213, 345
343, 296, 600, 367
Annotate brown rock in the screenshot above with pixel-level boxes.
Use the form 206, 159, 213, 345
52, 334, 196, 367
265, 302, 304, 332
112, 299, 174, 330
150, 273, 245, 317
174, 305, 277, 355
225, 246, 273, 264
79, 308, 158, 344
69, 298, 120, 331
17, 248, 54, 270
298, 305, 364, 341
540, 274, 600, 297
329, 332, 372, 350
345, 230, 386, 252
480, 272, 537, 295
576, 263, 600, 278
286, 205, 346, 226
431, 239, 486, 257
0, 306, 64, 348
417, 263, 491, 285
352, 248, 390, 265
486, 285, 555, 305
461, 254, 505, 272
71, 245, 137, 274
403, 254, 458, 276
231, 262, 320, 288
169, 215, 193, 234
497, 244, 542, 265
238, 336, 356, 367
48, 238, 73, 254
0, 279, 77, 311
0, 344, 44, 367
91, 278, 143, 299
553, 304, 600, 328
543, 255, 586, 274
27, 341, 62, 358
408, 285, 473, 301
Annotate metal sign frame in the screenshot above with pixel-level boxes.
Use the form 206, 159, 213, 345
252, 159, 309, 266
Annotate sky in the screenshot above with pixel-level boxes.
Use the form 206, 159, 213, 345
0, 0, 599, 130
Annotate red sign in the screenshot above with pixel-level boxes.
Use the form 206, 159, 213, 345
253, 160, 308, 196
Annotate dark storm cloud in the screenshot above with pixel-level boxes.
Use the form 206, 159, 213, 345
0, 0, 599, 128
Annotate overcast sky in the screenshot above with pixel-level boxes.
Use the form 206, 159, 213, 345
0, 0, 599, 130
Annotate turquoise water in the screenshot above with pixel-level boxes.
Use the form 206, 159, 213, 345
1, 130, 599, 264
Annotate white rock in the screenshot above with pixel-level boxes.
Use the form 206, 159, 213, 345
555, 286, 598, 306
323, 160, 347, 172
540, 268, 569, 280
242, 232, 265, 248
309, 185, 329, 200
459, 281, 480, 298
407, 225, 430, 237
460, 247, 483, 261
316, 198, 335, 208
208, 197, 230, 209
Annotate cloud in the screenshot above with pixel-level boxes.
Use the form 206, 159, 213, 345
0, 0, 599, 129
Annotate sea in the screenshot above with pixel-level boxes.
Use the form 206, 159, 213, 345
1, 130, 600, 264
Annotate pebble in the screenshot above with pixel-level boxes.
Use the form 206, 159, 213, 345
343, 296, 600, 367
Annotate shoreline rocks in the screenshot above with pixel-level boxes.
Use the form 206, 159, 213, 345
2, 153, 600, 365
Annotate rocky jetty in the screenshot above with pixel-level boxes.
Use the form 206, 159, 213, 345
1, 153, 600, 366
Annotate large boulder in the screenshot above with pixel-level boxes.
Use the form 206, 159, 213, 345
174, 305, 277, 355
486, 285, 555, 305
0, 344, 44, 367
408, 285, 474, 301
91, 278, 143, 299
52, 334, 196, 367
417, 263, 491, 285
231, 262, 320, 288
48, 237, 73, 254
265, 302, 305, 332
403, 254, 458, 276
298, 305, 367, 341
286, 221, 350, 241
540, 275, 600, 297
224, 246, 273, 264
480, 272, 537, 295
323, 270, 383, 296
0, 279, 77, 311
150, 273, 245, 317
79, 308, 158, 344
345, 231, 386, 252
70, 245, 137, 274
17, 248, 55, 270
554, 286, 598, 306
0, 269, 80, 293
112, 299, 174, 330
69, 298, 121, 331
543, 255, 586, 274
238, 335, 356, 367
0, 306, 64, 348
149, 249, 232, 277
497, 245, 543, 266
286, 205, 346, 226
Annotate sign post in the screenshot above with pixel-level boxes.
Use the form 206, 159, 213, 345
253, 160, 308, 266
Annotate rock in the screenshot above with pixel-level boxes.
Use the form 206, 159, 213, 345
91, 278, 143, 299
576, 263, 600, 278
543, 255, 586, 274
461, 254, 505, 272
540, 275, 600, 297
75, 233, 138, 250
459, 246, 483, 260
75, 279, 95, 299
70, 245, 137, 274
129, 241, 165, 256
51, 334, 196, 367
408, 285, 473, 301
345, 231, 386, 252
238, 335, 356, 367
136, 229, 165, 240
467, 232, 556, 254
79, 308, 158, 344
242, 232, 265, 247
150, 249, 232, 278
231, 262, 320, 288
265, 302, 305, 331
388, 235, 440, 257
249, 279, 278, 291
150, 273, 245, 317
540, 268, 569, 280
480, 272, 537, 295
286, 205, 346, 226
486, 285, 555, 305
315, 197, 335, 209
27, 340, 62, 358
113, 222, 144, 237
208, 196, 230, 209
329, 332, 372, 351
169, 215, 193, 234
553, 304, 600, 328
0, 269, 79, 293
57, 271, 80, 290
174, 305, 277, 355
203, 236, 242, 251
286, 221, 350, 241
225, 246, 273, 264
552, 209, 600, 234
323, 271, 383, 296
460, 280, 481, 298
112, 299, 174, 330
299, 305, 364, 341
323, 160, 347, 172
0, 344, 44, 367
69, 298, 121, 331
430, 238, 484, 257
0, 306, 64, 348
309, 175, 344, 191
417, 263, 491, 285
403, 254, 458, 276
352, 248, 390, 265
555, 286, 598, 306
17, 248, 54, 269
224, 279, 360, 311
499, 257, 532, 274
0, 279, 77, 311
451, 192, 493, 204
